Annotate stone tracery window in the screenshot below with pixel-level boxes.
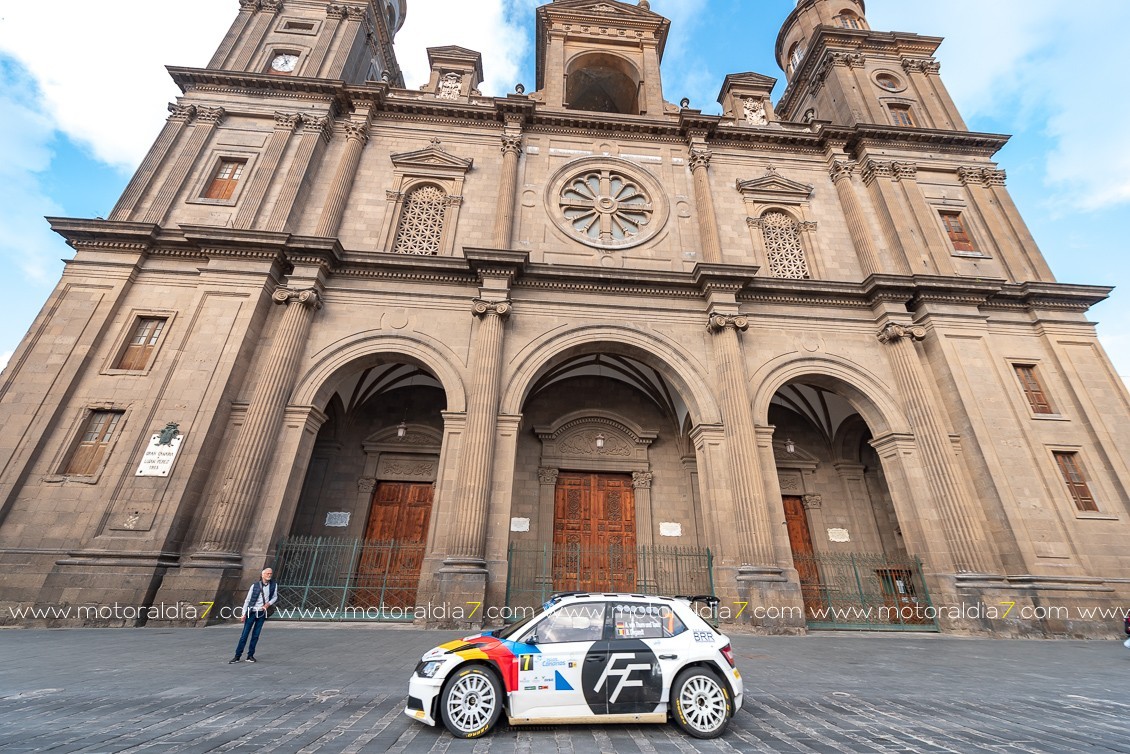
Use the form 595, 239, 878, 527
560, 169, 653, 246
392, 184, 447, 255
761, 210, 811, 279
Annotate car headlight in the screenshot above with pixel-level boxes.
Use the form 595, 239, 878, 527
416, 660, 445, 678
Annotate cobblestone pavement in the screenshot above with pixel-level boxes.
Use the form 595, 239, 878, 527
1, 623, 1128, 753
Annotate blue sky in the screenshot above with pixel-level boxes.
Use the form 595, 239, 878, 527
0, 0, 1126, 380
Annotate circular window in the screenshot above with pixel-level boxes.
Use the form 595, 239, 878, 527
874, 72, 905, 92
546, 157, 669, 250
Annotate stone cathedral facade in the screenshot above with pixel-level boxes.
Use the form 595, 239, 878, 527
1, 0, 1127, 636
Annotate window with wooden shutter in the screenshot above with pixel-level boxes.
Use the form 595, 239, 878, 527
1053, 451, 1098, 512
888, 104, 915, 127
203, 158, 246, 200
1014, 364, 1054, 414
940, 211, 976, 252
116, 317, 167, 371
64, 410, 124, 476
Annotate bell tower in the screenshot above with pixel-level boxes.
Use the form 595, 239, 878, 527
533, 0, 673, 116
775, 0, 966, 130
208, 0, 406, 86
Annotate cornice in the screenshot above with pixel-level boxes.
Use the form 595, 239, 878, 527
988, 282, 1112, 313
47, 218, 159, 252
168, 67, 350, 109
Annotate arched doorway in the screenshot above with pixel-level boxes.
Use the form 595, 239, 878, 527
278, 361, 448, 620
770, 381, 937, 631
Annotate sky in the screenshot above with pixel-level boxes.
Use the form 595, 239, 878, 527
0, 0, 1126, 382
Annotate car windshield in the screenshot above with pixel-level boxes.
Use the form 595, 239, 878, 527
494, 607, 544, 640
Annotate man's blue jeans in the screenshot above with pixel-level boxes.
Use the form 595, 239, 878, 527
234, 610, 267, 658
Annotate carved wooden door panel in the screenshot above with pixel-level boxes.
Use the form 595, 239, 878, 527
553, 473, 636, 592
354, 481, 432, 610
783, 495, 822, 618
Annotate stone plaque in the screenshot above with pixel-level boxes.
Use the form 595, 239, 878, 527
660, 522, 682, 537
135, 434, 183, 477
325, 512, 350, 528
510, 517, 531, 532
828, 528, 851, 543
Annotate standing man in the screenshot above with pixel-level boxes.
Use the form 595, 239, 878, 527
229, 567, 278, 663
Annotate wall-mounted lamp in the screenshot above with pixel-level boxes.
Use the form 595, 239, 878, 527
595, 433, 605, 450
397, 420, 407, 440
784, 437, 796, 454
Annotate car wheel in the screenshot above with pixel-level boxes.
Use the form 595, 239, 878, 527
439, 665, 503, 738
670, 667, 731, 739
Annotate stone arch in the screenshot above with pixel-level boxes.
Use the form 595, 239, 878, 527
750, 353, 911, 437
292, 331, 468, 413
500, 324, 721, 425
565, 51, 642, 114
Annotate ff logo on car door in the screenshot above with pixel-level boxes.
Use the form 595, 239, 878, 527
581, 640, 662, 714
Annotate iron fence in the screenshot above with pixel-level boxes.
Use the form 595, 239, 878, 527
793, 551, 938, 631
273, 536, 426, 621
505, 541, 714, 615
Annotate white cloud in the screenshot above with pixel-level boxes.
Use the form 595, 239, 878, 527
0, 351, 11, 373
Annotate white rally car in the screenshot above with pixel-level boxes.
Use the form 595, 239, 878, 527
406, 593, 742, 739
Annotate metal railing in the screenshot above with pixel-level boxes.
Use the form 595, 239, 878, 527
273, 536, 426, 621
793, 551, 938, 631
505, 541, 714, 615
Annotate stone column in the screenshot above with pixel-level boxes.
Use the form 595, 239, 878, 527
264, 114, 332, 231
493, 132, 523, 248
632, 471, 656, 591
324, 5, 367, 80
689, 147, 724, 263
891, 162, 954, 275
307, 5, 347, 76
980, 169, 1055, 281
876, 322, 992, 574
829, 159, 883, 277
233, 112, 300, 229
315, 118, 369, 237
230, 0, 281, 72
142, 106, 225, 226
444, 298, 511, 569
860, 159, 914, 275
209, 0, 260, 69
190, 287, 322, 561
706, 313, 775, 569
111, 105, 195, 221
536, 467, 559, 557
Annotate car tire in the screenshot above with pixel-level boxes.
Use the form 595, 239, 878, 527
670, 666, 732, 739
439, 664, 503, 739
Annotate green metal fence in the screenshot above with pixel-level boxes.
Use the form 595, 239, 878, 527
273, 536, 426, 621
793, 551, 938, 631
505, 542, 714, 615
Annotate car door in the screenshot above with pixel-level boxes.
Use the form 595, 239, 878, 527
589, 601, 671, 716
509, 602, 606, 721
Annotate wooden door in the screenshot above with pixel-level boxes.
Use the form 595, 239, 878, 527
783, 495, 822, 617
552, 473, 636, 592
354, 481, 432, 610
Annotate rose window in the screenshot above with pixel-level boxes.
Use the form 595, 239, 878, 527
559, 169, 654, 247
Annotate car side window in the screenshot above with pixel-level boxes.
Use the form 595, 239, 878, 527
530, 603, 606, 644
611, 603, 686, 640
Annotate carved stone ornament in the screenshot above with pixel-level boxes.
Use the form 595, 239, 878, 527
357, 477, 377, 493
688, 148, 713, 171
157, 423, 181, 446
860, 159, 893, 185
707, 313, 750, 333
300, 114, 332, 141
240, 0, 260, 10
959, 166, 1007, 188
892, 162, 918, 182
745, 216, 763, 229
877, 322, 927, 344
260, 0, 283, 12
902, 58, 941, 76
829, 159, 855, 182
802, 494, 823, 510
343, 120, 370, 143
472, 298, 512, 318
274, 112, 301, 130
632, 471, 654, 489
437, 72, 462, 100
195, 106, 226, 124
501, 134, 524, 156
326, 4, 348, 19
344, 4, 368, 21
538, 467, 560, 485
743, 98, 768, 126
168, 103, 196, 122
273, 287, 322, 309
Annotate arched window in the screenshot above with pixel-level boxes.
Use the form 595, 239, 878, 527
565, 53, 641, 114
788, 42, 806, 75
761, 211, 811, 279
835, 11, 866, 29
393, 184, 447, 255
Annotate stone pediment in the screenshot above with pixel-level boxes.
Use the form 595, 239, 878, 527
390, 140, 473, 173
736, 168, 813, 203
721, 72, 778, 90
544, 0, 661, 22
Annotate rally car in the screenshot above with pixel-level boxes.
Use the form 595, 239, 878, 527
405, 593, 742, 739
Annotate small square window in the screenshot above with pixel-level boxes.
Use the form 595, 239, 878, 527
116, 317, 167, 371
1014, 364, 1055, 415
64, 410, 124, 476
203, 159, 247, 201
1053, 451, 1098, 512
888, 104, 915, 127
939, 211, 975, 252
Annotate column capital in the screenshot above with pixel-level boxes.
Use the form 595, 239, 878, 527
892, 162, 918, 183
632, 471, 654, 489
877, 322, 926, 344
501, 134, 524, 156
688, 148, 713, 172
273, 287, 322, 310
802, 494, 823, 510
472, 298, 511, 318
274, 111, 301, 130
239, 0, 260, 9
860, 158, 893, 185
708, 313, 749, 333
343, 4, 367, 20
538, 467, 560, 485
829, 159, 856, 182
195, 106, 226, 124
902, 57, 941, 76
300, 113, 333, 141
167, 103, 196, 122
343, 120, 370, 144
260, 0, 283, 13
326, 3, 348, 19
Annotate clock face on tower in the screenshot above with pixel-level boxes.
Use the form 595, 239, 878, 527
269, 53, 299, 74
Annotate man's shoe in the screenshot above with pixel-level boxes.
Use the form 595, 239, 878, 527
246, 657, 256, 663
228, 657, 241, 664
